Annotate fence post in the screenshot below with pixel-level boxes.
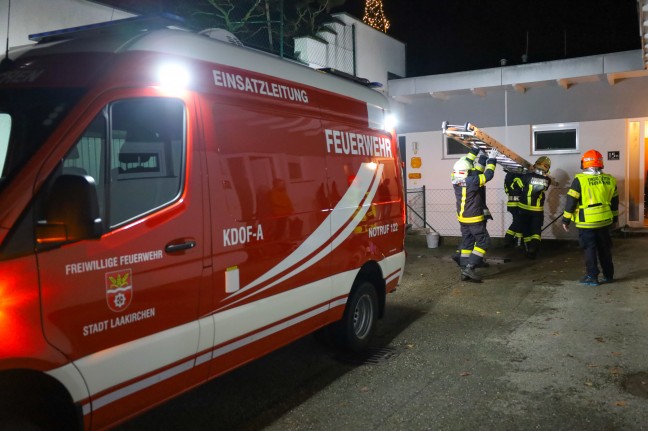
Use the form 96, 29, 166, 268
422, 185, 426, 229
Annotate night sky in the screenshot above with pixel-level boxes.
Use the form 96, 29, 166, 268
97, 0, 642, 78
332, 0, 642, 77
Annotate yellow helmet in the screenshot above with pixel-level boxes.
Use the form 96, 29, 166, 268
533, 156, 551, 174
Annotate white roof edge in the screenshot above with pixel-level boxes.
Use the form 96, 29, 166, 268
389, 50, 645, 97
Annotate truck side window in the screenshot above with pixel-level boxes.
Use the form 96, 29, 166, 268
58, 98, 185, 229
108, 98, 185, 227
62, 114, 107, 214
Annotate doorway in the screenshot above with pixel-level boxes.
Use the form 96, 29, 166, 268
627, 119, 648, 227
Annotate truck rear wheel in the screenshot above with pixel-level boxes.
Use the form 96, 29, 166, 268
0, 371, 78, 431
333, 281, 378, 352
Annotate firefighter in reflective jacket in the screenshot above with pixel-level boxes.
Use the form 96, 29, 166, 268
503, 168, 524, 247
562, 149, 618, 286
474, 151, 494, 225
518, 156, 552, 259
450, 146, 481, 269
451, 146, 498, 282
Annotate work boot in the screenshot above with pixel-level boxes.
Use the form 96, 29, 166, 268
461, 264, 482, 282
451, 254, 461, 267
600, 276, 614, 284
516, 242, 526, 252
579, 275, 600, 286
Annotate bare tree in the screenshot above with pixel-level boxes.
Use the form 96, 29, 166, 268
174, 0, 346, 55
176, 0, 265, 33
286, 0, 346, 37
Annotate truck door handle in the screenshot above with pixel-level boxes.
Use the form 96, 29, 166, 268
165, 240, 197, 253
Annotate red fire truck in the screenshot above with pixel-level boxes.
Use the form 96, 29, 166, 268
0, 14, 406, 430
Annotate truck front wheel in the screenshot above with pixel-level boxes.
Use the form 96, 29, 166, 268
333, 281, 378, 352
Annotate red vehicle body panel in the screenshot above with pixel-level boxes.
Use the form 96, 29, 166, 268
0, 25, 405, 430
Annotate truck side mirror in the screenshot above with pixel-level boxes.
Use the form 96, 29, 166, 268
36, 174, 103, 246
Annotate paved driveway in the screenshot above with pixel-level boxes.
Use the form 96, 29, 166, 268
119, 234, 648, 430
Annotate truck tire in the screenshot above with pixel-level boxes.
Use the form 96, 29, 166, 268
333, 281, 378, 352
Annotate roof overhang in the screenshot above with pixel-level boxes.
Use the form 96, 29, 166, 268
389, 50, 648, 102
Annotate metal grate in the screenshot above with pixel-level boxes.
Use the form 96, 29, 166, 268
335, 347, 399, 365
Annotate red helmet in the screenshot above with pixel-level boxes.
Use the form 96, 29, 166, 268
581, 149, 603, 169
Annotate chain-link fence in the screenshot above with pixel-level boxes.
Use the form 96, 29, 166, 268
407, 186, 571, 240
230, 21, 285, 55
293, 22, 355, 75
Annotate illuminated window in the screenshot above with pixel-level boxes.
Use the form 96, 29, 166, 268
532, 123, 579, 155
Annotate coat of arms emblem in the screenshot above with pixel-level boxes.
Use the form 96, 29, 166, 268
106, 269, 133, 312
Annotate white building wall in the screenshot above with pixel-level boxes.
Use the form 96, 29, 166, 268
321, 21, 354, 73
393, 51, 648, 239
404, 119, 628, 240
294, 36, 329, 70
0, 0, 132, 50
331, 13, 406, 91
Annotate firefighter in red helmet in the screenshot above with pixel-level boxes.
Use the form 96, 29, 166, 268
562, 149, 618, 286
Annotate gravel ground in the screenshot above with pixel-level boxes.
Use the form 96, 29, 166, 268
118, 233, 648, 431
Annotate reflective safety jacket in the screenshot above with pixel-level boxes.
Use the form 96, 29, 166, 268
504, 170, 524, 209
474, 153, 493, 219
519, 172, 551, 212
563, 172, 618, 229
453, 158, 496, 223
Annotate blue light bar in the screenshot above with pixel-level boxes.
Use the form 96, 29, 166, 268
28, 13, 186, 43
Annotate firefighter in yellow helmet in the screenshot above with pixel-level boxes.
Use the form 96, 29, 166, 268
562, 149, 618, 286
451, 146, 498, 282
503, 167, 524, 248
518, 156, 552, 259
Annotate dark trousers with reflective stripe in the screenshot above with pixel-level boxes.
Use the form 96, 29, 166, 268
505, 206, 522, 245
578, 226, 614, 279
459, 221, 490, 267
519, 209, 544, 254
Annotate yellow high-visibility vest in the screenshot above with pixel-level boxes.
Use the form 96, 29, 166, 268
568, 173, 617, 228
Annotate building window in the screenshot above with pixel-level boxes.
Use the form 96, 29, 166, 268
444, 135, 468, 158
532, 123, 579, 155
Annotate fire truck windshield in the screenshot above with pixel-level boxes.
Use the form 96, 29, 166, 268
0, 88, 85, 189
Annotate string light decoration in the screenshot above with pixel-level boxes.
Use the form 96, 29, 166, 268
363, 0, 390, 33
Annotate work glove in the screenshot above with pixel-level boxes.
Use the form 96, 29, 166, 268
484, 209, 493, 221
487, 148, 499, 159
